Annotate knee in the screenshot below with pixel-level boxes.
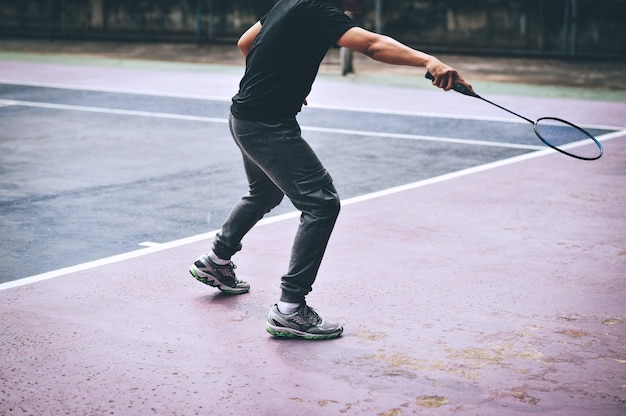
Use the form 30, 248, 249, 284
292, 170, 340, 220
267, 192, 285, 212
326, 188, 341, 218
311, 186, 341, 220
246, 188, 284, 213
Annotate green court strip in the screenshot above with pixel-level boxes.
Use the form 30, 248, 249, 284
0, 51, 244, 74
2, 50, 625, 102
317, 72, 626, 102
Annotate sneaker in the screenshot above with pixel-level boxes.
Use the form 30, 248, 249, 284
266, 303, 343, 340
189, 254, 250, 295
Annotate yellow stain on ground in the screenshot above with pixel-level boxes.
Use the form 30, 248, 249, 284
354, 331, 387, 341
416, 395, 449, 408
378, 408, 402, 416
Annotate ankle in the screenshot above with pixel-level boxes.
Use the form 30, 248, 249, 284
277, 301, 301, 314
208, 251, 230, 265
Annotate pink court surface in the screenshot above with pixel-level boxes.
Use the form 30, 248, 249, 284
1, 49, 626, 415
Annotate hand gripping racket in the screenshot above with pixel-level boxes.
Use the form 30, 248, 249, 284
425, 72, 603, 160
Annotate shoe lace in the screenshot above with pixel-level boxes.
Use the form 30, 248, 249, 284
298, 303, 322, 326
219, 262, 236, 277
224, 263, 245, 285
232, 268, 244, 285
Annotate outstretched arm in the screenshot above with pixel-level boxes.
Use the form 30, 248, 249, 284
336, 27, 473, 93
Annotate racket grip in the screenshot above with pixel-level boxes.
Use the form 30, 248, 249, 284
425, 71, 476, 97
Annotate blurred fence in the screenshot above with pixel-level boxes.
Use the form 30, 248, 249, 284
0, 0, 624, 58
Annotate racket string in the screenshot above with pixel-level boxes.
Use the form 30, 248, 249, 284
534, 118, 602, 160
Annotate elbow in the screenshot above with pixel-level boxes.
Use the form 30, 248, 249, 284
237, 38, 248, 56
237, 21, 261, 58
238, 44, 252, 58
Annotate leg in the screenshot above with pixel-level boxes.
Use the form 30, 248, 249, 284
279, 182, 340, 303
226, 115, 343, 339
227, 115, 340, 303
212, 150, 284, 260
189, 116, 283, 294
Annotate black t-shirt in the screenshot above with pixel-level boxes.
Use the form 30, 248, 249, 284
231, 0, 356, 120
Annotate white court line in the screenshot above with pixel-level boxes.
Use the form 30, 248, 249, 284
3, 130, 625, 292
2, 78, 623, 131
1, 91, 624, 291
306, 103, 626, 131
0, 78, 234, 103
0, 150, 543, 291
1, 99, 543, 150
305, 126, 543, 150
138, 242, 163, 248
0, 99, 227, 124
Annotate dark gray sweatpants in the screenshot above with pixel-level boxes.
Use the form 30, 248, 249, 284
212, 113, 340, 303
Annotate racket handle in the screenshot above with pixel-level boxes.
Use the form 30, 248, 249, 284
425, 71, 477, 97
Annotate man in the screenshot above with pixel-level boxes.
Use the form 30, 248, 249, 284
190, 0, 473, 340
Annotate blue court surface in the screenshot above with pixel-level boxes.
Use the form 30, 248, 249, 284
1, 55, 625, 415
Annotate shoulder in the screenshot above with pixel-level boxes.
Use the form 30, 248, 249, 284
311, 0, 345, 14
267, 0, 355, 38
265, 0, 343, 22
286, 0, 345, 16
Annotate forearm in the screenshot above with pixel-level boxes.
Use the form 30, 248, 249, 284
337, 27, 473, 93
366, 35, 462, 82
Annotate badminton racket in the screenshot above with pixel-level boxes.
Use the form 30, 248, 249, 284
425, 72, 603, 160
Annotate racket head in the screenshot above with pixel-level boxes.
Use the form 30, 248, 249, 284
533, 117, 603, 160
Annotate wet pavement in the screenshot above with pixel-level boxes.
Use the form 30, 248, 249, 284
0, 39, 625, 415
